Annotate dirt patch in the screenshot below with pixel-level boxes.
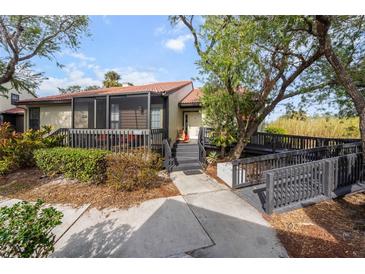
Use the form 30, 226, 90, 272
266, 192, 365, 257
0, 168, 180, 209
205, 164, 228, 186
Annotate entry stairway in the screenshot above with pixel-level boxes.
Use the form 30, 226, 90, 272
171, 141, 202, 172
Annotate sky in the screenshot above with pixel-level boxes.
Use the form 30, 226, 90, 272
31, 15, 326, 121
33, 16, 199, 97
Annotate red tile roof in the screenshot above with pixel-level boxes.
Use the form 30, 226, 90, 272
1, 107, 25, 115
17, 81, 193, 104
180, 88, 202, 105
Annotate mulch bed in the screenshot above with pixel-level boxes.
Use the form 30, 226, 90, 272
266, 192, 365, 257
0, 168, 180, 209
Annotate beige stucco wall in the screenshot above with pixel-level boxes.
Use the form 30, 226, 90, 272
24, 104, 71, 130
168, 83, 194, 142
40, 105, 71, 130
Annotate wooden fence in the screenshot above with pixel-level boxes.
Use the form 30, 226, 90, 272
231, 142, 361, 188
51, 128, 166, 154
263, 153, 364, 214
202, 128, 360, 151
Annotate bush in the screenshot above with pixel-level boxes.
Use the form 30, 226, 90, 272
34, 147, 110, 183
106, 151, 162, 191
0, 123, 64, 175
0, 199, 63, 258
264, 126, 287, 135
207, 151, 220, 165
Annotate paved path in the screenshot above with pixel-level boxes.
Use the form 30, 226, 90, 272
171, 171, 288, 258
52, 196, 212, 257
0, 172, 287, 258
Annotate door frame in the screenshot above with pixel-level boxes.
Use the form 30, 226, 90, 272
182, 110, 201, 139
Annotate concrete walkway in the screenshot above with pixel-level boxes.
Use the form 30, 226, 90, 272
0, 172, 287, 258
171, 171, 288, 258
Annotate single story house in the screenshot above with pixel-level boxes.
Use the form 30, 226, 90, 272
16, 80, 203, 142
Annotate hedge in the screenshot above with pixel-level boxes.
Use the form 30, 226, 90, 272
34, 147, 111, 183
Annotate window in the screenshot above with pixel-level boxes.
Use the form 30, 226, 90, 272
151, 105, 163, 129
29, 107, 40, 130
11, 93, 19, 105
110, 103, 120, 129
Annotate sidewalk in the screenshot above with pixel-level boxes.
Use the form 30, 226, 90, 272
171, 171, 288, 257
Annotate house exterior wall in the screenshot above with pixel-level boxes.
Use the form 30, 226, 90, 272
40, 105, 72, 129
24, 104, 72, 130
167, 83, 193, 142
0, 85, 36, 112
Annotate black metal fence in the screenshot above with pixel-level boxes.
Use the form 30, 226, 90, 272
51, 128, 166, 154
232, 142, 361, 188
263, 153, 364, 214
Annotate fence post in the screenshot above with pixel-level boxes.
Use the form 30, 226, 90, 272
323, 160, 334, 197
232, 162, 237, 188
265, 172, 274, 214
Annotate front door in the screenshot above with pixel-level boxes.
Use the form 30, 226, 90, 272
184, 112, 202, 139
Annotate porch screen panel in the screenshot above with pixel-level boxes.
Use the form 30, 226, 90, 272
95, 97, 106, 129
74, 98, 94, 128
110, 95, 148, 129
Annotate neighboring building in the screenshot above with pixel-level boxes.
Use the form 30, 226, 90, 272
0, 87, 36, 132
16, 81, 203, 142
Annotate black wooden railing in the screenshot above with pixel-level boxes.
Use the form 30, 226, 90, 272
198, 127, 207, 166
50, 128, 166, 154
263, 153, 364, 214
201, 127, 360, 152
162, 139, 174, 172
232, 142, 362, 188
250, 132, 359, 152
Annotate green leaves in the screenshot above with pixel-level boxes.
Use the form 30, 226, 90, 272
0, 199, 63, 258
0, 15, 89, 96
34, 147, 111, 183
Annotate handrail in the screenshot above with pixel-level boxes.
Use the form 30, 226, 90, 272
231, 141, 362, 188
162, 139, 174, 172
198, 127, 207, 166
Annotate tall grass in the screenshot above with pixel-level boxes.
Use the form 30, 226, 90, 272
265, 116, 360, 138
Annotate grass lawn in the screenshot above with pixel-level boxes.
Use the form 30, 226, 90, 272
266, 192, 365, 257
0, 168, 180, 209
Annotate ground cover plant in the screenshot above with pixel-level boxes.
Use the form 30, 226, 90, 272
0, 199, 63, 258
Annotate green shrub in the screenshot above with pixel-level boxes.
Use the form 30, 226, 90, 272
0, 199, 63, 258
0, 157, 15, 175
106, 151, 162, 191
34, 147, 110, 183
0, 123, 64, 175
264, 126, 287, 135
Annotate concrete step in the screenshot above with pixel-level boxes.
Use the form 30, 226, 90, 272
172, 162, 202, 172
173, 146, 199, 152
174, 157, 200, 165
173, 151, 199, 158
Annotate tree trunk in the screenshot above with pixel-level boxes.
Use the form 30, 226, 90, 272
360, 110, 365, 156
231, 135, 248, 159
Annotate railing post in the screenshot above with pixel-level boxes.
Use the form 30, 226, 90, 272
265, 172, 274, 214
232, 161, 237, 188
323, 160, 334, 197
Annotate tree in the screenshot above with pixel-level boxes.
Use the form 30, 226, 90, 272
293, 16, 365, 154
173, 16, 325, 159
103, 71, 122, 88
57, 84, 100, 94
0, 16, 89, 97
